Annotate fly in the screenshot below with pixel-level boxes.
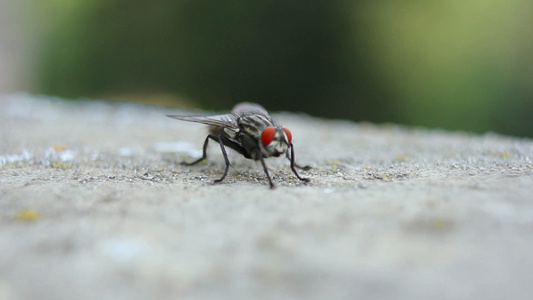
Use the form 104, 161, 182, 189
167, 102, 310, 188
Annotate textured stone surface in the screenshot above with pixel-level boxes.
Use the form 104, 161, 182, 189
1, 94, 532, 300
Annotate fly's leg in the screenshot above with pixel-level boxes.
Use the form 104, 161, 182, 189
182, 134, 231, 184
289, 144, 310, 182
257, 151, 275, 189
253, 149, 275, 188
213, 135, 231, 184
294, 162, 312, 171
182, 135, 212, 166
285, 149, 311, 170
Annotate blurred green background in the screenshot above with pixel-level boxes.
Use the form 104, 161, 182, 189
9, 0, 533, 136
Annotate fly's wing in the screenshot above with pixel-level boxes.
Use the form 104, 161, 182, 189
166, 113, 239, 131
232, 102, 270, 117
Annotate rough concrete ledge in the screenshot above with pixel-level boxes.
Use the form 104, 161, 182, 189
1, 94, 532, 300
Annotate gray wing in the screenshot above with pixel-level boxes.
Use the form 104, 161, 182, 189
166, 114, 239, 130
231, 102, 269, 116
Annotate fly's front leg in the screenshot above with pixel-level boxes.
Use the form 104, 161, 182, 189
285, 148, 311, 170
256, 150, 275, 189
288, 144, 310, 183
294, 162, 312, 171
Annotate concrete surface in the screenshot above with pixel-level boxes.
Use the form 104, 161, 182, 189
1, 94, 532, 300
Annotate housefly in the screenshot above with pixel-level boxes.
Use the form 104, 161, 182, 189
167, 102, 310, 188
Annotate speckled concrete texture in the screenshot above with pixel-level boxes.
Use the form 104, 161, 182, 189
1, 94, 532, 300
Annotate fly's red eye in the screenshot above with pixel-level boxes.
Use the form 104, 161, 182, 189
261, 127, 277, 146
283, 128, 292, 144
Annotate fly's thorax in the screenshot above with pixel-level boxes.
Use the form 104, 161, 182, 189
237, 114, 275, 139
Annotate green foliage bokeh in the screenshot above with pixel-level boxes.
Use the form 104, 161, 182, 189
40, 0, 391, 122
37, 0, 533, 136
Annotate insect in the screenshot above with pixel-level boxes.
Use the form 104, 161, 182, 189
167, 102, 310, 188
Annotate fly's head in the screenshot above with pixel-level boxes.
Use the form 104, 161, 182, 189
259, 127, 292, 158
